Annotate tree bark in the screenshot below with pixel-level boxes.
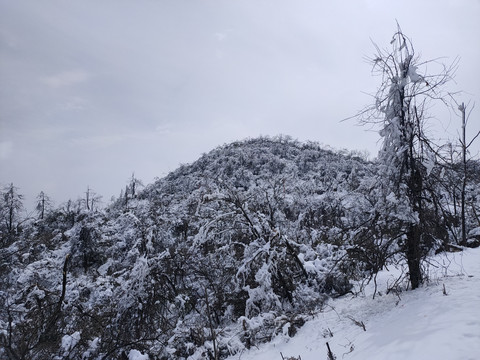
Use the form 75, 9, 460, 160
406, 224, 422, 289
460, 103, 467, 245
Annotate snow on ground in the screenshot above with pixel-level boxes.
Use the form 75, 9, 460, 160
226, 248, 480, 360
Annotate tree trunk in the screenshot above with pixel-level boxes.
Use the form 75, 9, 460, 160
407, 155, 423, 290
406, 224, 422, 289
461, 103, 467, 246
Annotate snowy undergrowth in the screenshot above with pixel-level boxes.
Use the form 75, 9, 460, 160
226, 248, 480, 360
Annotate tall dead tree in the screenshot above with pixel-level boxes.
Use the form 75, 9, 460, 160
458, 102, 479, 245
355, 24, 457, 289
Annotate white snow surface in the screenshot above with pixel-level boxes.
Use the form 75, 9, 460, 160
226, 248, 480, 360
61, 331, 81, 355
128, 349, 149, 360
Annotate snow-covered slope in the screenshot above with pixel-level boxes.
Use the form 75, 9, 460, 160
2, 137, 479, 359
227, 248, 480, 360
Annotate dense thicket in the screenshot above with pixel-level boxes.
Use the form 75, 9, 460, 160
1, 136, 479, 359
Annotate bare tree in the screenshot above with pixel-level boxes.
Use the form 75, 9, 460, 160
1, 183, 24, 235
36, 191, 53, 220
85, 186, 91, 211
84, 186, 102, 212
129, 172, 144, 199
123, 173, 144, 210
458, 102, 479, 245
355, 24, 457, 289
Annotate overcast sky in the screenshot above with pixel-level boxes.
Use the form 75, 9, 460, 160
1, 0, 479, 210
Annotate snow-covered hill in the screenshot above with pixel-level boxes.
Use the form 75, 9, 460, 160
227, 248, 480, 360
1, 137, 479, 359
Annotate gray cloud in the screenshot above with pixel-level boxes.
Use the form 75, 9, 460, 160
0, 0, 479, 209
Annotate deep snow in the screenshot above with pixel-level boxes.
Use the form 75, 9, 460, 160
226, 248, 480, 360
